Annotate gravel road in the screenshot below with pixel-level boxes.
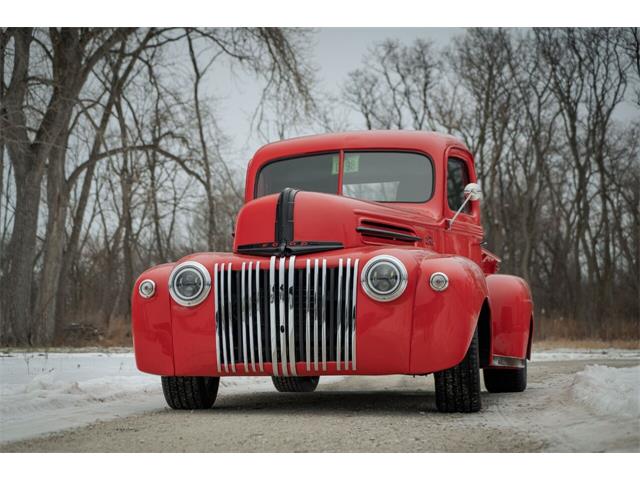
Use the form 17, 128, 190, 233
3, 358, 638, 452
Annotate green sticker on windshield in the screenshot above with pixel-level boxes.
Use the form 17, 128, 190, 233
344, 155, 359, 173
332, 156, 339, 175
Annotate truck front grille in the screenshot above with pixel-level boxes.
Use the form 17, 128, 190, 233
213, 256, 359, 375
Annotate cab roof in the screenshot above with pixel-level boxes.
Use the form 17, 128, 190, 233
244, 130, 471, 202
251, 130, 467, 164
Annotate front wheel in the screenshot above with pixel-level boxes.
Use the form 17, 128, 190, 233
161, 376, 220, 409
434, 328, 482, 413
271, 376, 320, 392
483, 362, 527, 392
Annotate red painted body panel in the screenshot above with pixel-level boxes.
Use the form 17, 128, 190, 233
132, 264, 175, 375
410, 255, 488, 374
132, 131, 534, 378
486, 274, 533, 361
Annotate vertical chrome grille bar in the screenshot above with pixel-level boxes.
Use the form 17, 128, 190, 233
313, 259, 319, 370
278, 257, 289, 376
321, 259, 327, 371
269, 256, 278, 376
219, 264, 229, 372
214, 264, 221, 373
256, 261, 264, 372
336, 258, 343, 371
248, 261, 256, 372
220, 263, 229, 372
287, 256, 297, 375
344, 258, 352, 370
305, 259, 311, 370
241, 262, 249, 371
226, 262, 236, 372
351, 259, 359, 371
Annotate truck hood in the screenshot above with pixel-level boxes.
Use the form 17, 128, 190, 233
233, 189, 436, 256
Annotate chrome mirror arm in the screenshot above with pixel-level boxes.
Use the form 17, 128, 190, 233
447, 196, 472, 230
447, 183, 481, 230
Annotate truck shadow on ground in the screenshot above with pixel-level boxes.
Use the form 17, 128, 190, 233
188, 390, 506, 416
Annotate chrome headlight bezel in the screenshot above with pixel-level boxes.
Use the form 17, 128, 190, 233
168, 261, 211, 307
360, 254, 408, 302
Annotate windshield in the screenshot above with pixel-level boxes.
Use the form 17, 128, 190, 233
255, 151, 433, 203
255, 153, 340, 198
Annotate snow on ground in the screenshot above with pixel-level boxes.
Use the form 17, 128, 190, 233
1, 348, 638, 445
0, 351, 333, 444
532, 348, 640, 361
571, 365, 640, 419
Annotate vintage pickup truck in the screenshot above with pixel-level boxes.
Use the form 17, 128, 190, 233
132, 131, 533, 413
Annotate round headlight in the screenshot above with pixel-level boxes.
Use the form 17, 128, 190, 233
139, 279, 156, 298
360, 255, 408, 302
169, 261, 211, 307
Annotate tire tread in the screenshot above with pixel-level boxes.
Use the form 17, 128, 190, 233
271, 376, 319, 393
161, 376, 220, 409
434, 329, 482, 413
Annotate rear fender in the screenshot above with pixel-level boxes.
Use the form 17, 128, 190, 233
410, 255, 488, 374
486, 274, 533, 362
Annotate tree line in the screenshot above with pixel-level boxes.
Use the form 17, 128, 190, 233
1, 27, 638, 346
344, 28, 639, 339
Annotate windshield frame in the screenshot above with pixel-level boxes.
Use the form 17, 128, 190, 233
254, 148, 435, 204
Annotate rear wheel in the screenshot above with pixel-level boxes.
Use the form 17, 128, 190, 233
434, 328, 482, 413
483, 362, 527, 393
271, 376, 320, 393
161, 376, 220, 409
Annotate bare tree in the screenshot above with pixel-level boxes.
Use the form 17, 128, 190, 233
0, 27, 315, 346
344, 28, 639, 339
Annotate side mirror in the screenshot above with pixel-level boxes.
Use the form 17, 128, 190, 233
463, 183, 482, 201
448, 183, 481, 230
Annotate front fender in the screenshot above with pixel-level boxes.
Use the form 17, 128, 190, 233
410, 255, 488, 374
132, 263, 175, 375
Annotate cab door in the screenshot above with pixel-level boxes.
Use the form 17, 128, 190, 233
443, 147, 483, 265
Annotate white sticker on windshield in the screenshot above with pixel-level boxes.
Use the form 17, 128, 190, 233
344, 155, 359, 173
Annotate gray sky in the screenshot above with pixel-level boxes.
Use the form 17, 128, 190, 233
208, 28, 463, 169
206, 27, 638, 171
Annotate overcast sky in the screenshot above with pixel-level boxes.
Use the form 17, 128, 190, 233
207, 28, 464, 168
204, 27, 637, 171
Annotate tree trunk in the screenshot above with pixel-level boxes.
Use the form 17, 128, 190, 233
1, 160, 44, 345
32, 137, 70, 345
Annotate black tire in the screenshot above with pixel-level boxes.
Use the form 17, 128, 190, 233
434, 328, 482, 413
161, 376, 220, 409
483, 362, 527, 393
271, 376, 320, 393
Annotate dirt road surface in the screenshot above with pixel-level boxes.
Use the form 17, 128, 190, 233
3, 359, 638, 452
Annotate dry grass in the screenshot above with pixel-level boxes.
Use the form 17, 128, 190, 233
16, 314, 640, 350
534, 315, 638, 343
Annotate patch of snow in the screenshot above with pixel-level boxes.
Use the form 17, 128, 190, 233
532, 349, 640, 361
0, 352, 162, 444
1, 349, 637, 446
571, 365, 640, 419
0, 351, 342, 444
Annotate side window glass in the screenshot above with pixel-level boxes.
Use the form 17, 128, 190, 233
447, 158, 470, 213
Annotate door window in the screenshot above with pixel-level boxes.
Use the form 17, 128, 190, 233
447, 158, 471, 213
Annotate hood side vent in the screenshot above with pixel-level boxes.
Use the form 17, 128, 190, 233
357, 220, 420, 244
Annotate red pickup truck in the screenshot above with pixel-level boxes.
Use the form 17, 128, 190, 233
132, 131, 533, 413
